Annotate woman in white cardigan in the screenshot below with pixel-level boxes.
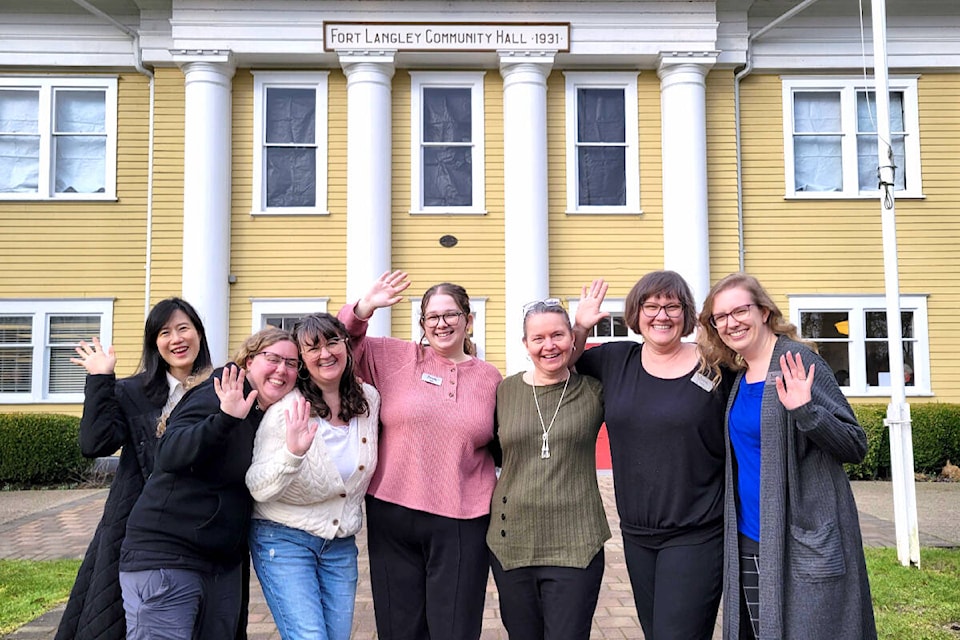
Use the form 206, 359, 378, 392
246, 313, 380, 640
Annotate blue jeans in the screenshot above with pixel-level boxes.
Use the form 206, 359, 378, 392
249, 518, 358, 640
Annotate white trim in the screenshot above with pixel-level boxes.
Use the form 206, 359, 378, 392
563, 71, 640, 215
250, 297, 329, 333
788, 294, 930, 397
409, 71, 486, 215
0, 298, 113, 403
568, 297, 641, 344
782, 76, 923, 199
251, 71, 330, 215
409, 296, 487, 361
0, 76, 118, 201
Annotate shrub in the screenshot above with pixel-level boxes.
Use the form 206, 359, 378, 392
847, 403, 960, 479
0, 413, 90, 486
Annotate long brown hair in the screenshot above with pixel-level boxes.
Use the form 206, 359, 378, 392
419, 282, 477, 356
293, 313, 369, 421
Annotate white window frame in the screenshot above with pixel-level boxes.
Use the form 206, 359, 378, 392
567, 297, 640, 344
789, 294, 930, 397
251, 298, 329, 333
782, 76, 922, 199
0, 299, 113, 403
0, 76, 118, 201
563, 72, 641, 215
409, 296, 487, 360
409, 72, 486, 215
252, 71, 329, 215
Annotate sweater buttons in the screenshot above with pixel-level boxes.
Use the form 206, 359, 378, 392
333, 519, 339, 526
358, 465, 365, 471
500, 513, 506, 520
502, 496, 507, 504
340, 493, 347, 498
500, 530, 506, 537
361, 437, 367, 443
448, 392, 454, 398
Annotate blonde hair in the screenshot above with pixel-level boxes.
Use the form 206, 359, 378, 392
233, 327, 296, 367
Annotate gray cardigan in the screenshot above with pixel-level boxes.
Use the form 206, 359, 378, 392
722, 336, 877, 640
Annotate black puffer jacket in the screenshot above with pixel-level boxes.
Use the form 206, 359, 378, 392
56, 373, 161, 640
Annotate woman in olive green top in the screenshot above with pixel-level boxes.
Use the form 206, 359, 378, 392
487, 299, 610, 639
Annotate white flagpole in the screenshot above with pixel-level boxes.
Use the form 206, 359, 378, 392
870, 0, 920, 567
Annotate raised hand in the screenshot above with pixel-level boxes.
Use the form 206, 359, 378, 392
70, 337, 117, 375
574, 279, 610, 331
775, 351, 814, 410
214, 365, 258, 419
356, 270, 411, 319
284, 395, 318, 456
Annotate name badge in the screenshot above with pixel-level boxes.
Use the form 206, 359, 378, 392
691, 371, 716, 392
421, 373, 443, 386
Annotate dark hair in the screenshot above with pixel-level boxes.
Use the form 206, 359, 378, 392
522, 302, 572, 339
419, 283, 477, 357
293, 313, 369, 422
624, 270, 697, 336
139, 298, 212, 405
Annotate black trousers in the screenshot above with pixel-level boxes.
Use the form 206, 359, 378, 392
622, 532, 723, 640
365, 495, 490, 640
489, 549, 604, 640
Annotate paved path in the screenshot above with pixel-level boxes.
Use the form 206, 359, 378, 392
1, 477, 956, 639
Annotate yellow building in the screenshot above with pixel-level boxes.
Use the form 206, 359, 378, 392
1, 0, 957, 413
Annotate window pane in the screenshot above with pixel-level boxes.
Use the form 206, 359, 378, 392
857, 91, 905, 133
578, 147, 626, 206
866, 341, 915, 387
54, 136, 106, 193
0, 90, 40, 193
0, 89, 39, 133
800, 311, 849, 340
266, 147, 316, 207
0, 316, 33, 393
265, 88, 315, 144
54, 90, 105, 134
263, 315, 302, 331
612, 315, 628, 337
857, 133, 906, 191
422, 88, 471, 143
423, 146, 472, 206
794, 92, 841, 133
577, 89, 625, 143
48, 315, 100, 394
864, 311, 914, 339
794, 135, 842, 192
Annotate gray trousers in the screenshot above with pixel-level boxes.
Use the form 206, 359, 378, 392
119, 565, 241, 639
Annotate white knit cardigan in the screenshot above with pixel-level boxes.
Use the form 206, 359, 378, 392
246, 385, 380, 539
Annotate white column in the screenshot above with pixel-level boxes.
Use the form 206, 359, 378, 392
500, 54, 553, 374
177, 54, 235, 364
340, 53, 395, 337
658, 55, 715, 309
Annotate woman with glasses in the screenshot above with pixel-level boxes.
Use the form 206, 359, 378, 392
245, 313, 380, 640
338, 271, 502, 640
487, 299, 609, 639
698, 273, 875, 640
58, 298, 212, 640
119, 327, 299, 639
573, 271, 730, 640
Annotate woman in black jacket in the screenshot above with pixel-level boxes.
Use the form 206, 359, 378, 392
56, 298, 212, 640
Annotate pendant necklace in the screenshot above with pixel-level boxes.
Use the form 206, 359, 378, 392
532, 374, 570, 459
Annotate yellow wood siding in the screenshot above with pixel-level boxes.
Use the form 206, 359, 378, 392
706, 70, 741, 278
738, 73, 960, 401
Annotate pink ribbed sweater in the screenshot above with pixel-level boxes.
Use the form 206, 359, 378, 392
339, 304, 502, 519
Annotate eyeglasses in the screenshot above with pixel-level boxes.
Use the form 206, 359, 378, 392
256, 350, 300, 370
522, 298, 564, 317
422, 311, 465, 328
306, 337, 346, 353
709, 304, 756, 328
641, 302, 684, 318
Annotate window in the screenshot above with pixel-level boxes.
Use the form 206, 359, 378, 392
567, 298, 639, 344
564, 72, 640, 214
410, 72, 486, 214
409, 296, 487, 360
0, 299, 113, 403
789, 295, 929, 396
0, 77, 117, 200
251, 298, 329, 333
782, 77, 922, 198
252, 72, 329, 214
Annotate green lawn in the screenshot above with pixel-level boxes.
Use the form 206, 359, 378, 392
0, 559, 81, 634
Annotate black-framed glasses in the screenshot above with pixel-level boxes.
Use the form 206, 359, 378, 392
709, 303, 756, 328
422, 311, 465, 328
305, 337, 347, 353
640, 302, 684, 318
522, 298, 564, 317
256, 350, 300, 370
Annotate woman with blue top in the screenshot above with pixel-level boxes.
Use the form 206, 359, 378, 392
698, 272, 876, 640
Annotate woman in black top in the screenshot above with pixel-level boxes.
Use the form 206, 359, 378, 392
572, 271, 731, 640
57, 298, 212, 640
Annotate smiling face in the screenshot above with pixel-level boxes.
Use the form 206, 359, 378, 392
155, 309, 201, 381
523, 310, 574, 382
300, 332, 348, 390
244, 339, 298, 409
710, 286, 773, 361
421, 292, 472, 359
636, 293, 685, 350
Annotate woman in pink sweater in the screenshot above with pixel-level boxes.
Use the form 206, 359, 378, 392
338, 271, 502, 640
